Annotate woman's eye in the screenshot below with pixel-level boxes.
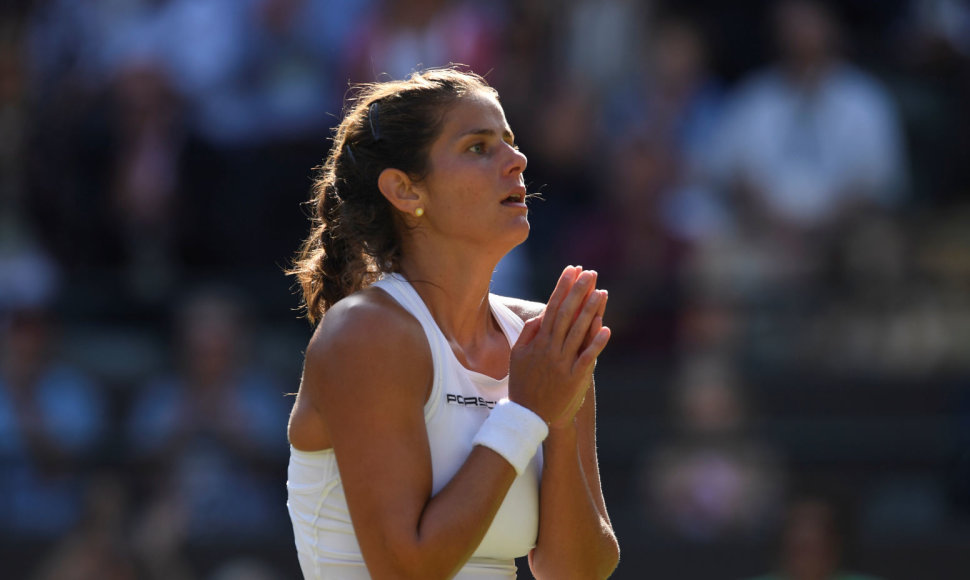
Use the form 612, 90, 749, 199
469, 143, 486, 154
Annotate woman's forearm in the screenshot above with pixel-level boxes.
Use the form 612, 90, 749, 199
531, 420, 619, 579
365, 447, 519, 580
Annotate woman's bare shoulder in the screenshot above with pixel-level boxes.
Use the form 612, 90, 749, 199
306, 286, 426, 368
290, 286, 430, 450
494, 295, 545, 322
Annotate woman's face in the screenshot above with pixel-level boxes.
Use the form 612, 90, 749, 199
414, 91, 530, 254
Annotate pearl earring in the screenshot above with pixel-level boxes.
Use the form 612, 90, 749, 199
414, 207, 425, 217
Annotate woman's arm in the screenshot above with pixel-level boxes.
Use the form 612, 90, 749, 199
530, 382, 620, 579
504, 276, 620, 579
300, 292, 516, 579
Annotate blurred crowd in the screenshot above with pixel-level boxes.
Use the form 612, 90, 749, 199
2, 0, 970, 577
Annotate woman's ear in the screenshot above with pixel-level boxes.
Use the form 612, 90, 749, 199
378, 168, 423, 215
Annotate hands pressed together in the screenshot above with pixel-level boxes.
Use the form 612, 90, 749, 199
509, 266, 611, 429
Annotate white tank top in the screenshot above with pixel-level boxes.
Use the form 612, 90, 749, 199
287, 273, 542, 579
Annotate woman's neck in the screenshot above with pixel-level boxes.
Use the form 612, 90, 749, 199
396, 250, 501, 348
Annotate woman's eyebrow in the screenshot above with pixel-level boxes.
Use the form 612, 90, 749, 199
457, 128, 516, 141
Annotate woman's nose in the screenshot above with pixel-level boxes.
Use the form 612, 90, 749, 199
506, 145, 527, 176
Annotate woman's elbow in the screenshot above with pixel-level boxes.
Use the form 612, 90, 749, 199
602, 535, 621, 577
532, 535, 620, 580
590, 533, 620, 579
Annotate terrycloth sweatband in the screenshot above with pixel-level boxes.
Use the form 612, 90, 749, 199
473, 399, 549, 476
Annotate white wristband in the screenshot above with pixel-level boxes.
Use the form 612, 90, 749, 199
472, 399, 549, 476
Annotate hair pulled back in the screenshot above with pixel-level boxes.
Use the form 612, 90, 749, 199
289, 67, 496, 323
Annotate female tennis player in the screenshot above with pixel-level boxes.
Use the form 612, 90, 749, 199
286, 67, 619, 579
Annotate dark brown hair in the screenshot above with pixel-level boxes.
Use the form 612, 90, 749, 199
289, 67, 496, 323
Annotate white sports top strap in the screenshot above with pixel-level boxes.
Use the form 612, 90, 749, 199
371, 273, 449, 420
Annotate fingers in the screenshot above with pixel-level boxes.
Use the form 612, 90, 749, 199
574, 326, 611, 373
582, 290, 608, 350
563, 289, 606, 357
539, 266, 580, 335
549, 270, 596, 342
511, 268, 611, 428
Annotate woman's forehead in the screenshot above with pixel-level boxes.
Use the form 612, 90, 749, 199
439, 92, 510, 138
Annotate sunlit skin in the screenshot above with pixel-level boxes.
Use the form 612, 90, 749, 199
287, 89, 619, 579
376, 92, 533, 374
410, 91, 531, 249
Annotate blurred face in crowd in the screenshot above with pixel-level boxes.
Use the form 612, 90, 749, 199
652, 20, 706, 92
782, 499, 841, 578
1, 310, 52, 385
774, 0, 839, 69
178, 294, 245, 385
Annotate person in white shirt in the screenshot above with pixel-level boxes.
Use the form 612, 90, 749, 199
710, 0, 908, 232
285, 67, 619, 579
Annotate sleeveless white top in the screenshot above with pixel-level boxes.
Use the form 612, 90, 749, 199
287, 273, 542, 579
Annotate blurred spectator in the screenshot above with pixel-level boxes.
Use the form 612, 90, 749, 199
1, 17, 61, 313
487, 1, 557, 119
523, 79, 600, 213
559, 0, 646, 91
746, 494, 884, 580
676, 0, 915, 376
676, 291, 743, 361
129, 491, 196, 580
26, 0, 363, 144
343, 0, 502, 83
604, 15, 722, 181
709, 0, 908, 236
602, 14, 729, 242
107, 57, 186, 304
20, 1, 105, 277
125, 286, 290, 546
1, 22, 26, 212
32, 472, 138, 580
560, 133, 688, 357
639, 356, 785, 541
233, 0, 369, 142
0, 307, 108, 540
889, 0, 970, 207
548, 15, 729, 357
154, 0, 362, 145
